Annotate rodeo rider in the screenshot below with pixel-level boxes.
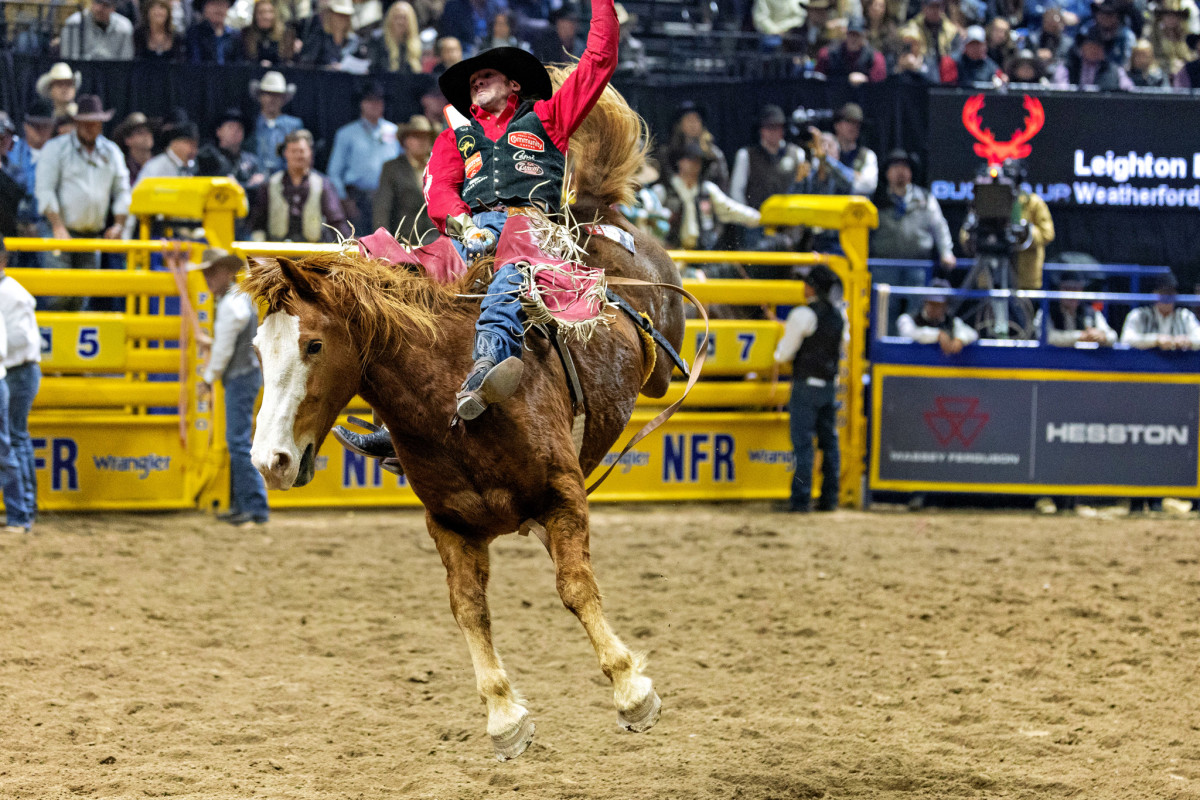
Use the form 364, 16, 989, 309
337, 0, 621, 460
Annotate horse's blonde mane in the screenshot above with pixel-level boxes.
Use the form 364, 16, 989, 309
243, 251, 487, 358
548, 65, 649, 209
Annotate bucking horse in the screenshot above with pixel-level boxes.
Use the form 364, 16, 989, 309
242, 73, 685, 760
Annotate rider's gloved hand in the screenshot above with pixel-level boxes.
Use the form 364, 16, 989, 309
449, 213, 497, 259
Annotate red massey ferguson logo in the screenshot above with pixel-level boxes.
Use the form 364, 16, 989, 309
924, 397, 989, 447
507, 131, 545, 151
961, 94, 1044, 166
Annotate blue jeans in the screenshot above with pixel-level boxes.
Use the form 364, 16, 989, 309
452, 211, 526, 364
789, 381, 839, 510
224, 369, 269, 520
4, 362, 39, 528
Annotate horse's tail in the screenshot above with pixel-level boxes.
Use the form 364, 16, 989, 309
547, 65, 648, 210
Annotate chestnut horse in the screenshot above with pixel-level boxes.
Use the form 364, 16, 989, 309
242, 79, 686, 760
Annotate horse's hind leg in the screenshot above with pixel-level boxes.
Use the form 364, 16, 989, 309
543, 481, 661, 733
426, 513, 535, 760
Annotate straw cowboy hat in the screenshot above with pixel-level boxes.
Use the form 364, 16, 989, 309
439, 46, 553, 116
36, 62, 81, 98
188, 247, 244, 272
326, 0, 354, 15
249, 70, 297, 100
397, 114, 437, 140
71, 95, 114, 122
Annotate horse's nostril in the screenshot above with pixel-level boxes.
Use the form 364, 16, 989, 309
271, 450, 292, 472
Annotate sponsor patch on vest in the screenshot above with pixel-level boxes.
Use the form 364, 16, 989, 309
508, 132, 545, 151
465, 152, 483, 179
457, 136, 475, 156
515, 161, 544, 176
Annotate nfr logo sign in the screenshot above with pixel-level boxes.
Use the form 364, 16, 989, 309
342, 449, 408, 488
32, 437, 79, 490
663, 433, 735, 483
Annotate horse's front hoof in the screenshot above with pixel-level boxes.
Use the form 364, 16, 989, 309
492, 712, 536, 761
617, 689, 661, 733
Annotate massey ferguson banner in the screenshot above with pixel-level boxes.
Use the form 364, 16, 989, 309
872, 370, 1200, 491
927, 89, 1200, 210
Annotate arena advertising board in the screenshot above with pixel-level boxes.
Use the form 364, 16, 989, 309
871, 366, 1200, 494
927, 89, 1200, 210
30, 419, 191, 510
262, 412, 797, 506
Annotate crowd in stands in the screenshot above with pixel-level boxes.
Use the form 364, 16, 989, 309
3, 0, 650, 73
750, 0, 1200, 90
0, 0, 1193, 87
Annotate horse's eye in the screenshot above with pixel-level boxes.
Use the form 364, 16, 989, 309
306, 340, 323, 355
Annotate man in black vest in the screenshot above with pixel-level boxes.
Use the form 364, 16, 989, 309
729, 104, 806, 253
1052, 27, 1134, 89
774, 266, 844, 513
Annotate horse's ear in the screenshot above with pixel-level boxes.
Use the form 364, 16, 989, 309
277, 257, 319, 299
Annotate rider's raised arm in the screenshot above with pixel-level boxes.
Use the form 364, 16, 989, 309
534, 0, 619, 152
425, 127, 471, 233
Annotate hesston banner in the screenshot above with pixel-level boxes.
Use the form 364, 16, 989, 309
872, 370, 1200, 492
927, 88, 1200, 210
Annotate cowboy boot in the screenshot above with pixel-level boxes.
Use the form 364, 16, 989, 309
455, 356, 524, 421
333, 425, 396, 458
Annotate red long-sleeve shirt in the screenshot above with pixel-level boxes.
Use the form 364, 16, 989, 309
423, 0, 619, 232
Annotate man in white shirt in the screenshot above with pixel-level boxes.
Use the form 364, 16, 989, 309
137, 122, 199, 184
59, 0, 135, 60
1120, 272, 1200, 350
194, 249, 270, 527
897, 279, 980, 355
1034, 272, 1117, 347
773, 266, 844, 513
0, 245, 40, 533
34, 95, 131, 310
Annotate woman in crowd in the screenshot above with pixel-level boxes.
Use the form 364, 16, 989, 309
893, 27, 957, 83
1128, 37, 1171, 85
366, 0, 422, 72
134, 0, 187, 60
243, 0, 296, 64
297, 0, 362, 67
659, 101, 730, 192
480, 11, 529, 51
862, 0, 901, 63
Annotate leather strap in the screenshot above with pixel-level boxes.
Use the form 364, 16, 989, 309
585, 277, 709, 495
606, 288, 692, 378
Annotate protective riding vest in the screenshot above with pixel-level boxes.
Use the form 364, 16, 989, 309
446, 102, 567, 215
793, 298, 844, 383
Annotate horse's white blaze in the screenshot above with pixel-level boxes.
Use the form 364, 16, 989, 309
251, 311, 310, 490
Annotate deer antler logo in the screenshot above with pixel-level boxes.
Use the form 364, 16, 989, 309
961, 94, 1045, 165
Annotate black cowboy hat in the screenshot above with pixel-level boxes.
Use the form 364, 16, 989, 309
883, 148, 915, 170
439, 46, 552, 117
803, 265, 839, 296
214, 106, 247, 131
355, 80, 387, 103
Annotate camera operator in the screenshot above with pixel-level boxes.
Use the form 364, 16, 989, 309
959, 159, 1054, 291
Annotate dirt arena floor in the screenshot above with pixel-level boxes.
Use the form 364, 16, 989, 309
1, 504, 1198, 799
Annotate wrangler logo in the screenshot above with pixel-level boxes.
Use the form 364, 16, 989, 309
508, 132, 545, 151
